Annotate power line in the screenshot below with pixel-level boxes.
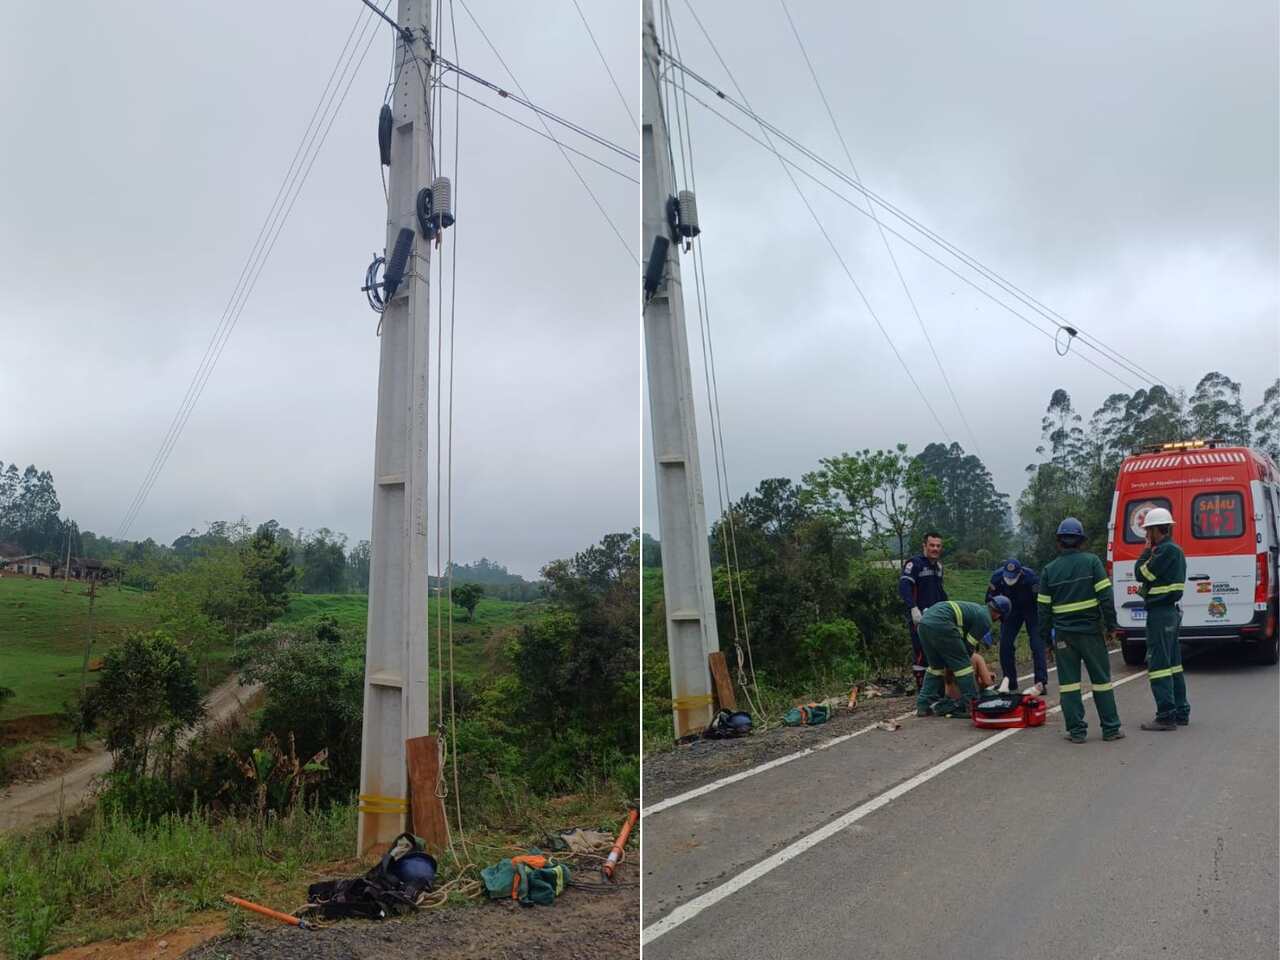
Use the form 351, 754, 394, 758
117, 5, 386, 538
568, 0, 637, 132
452, 0, 636, 261
669, 80, 1141, 393
118, 8, 379, 540
439, 84, 637, 182
438, 57, 638, 162
778, 0, 983, 457
677, 0, 956, 442
662, 51, 1168, 394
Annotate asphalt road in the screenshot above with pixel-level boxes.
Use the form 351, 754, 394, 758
643, 648, 1280, 960
0, 675, 261, 833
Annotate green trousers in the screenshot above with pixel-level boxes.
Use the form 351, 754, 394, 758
1145, 604, 1190, 723
915, 622, 979, 715
1056, 629, 1121, 738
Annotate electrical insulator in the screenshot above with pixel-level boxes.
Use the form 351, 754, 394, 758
676, 190, 700, 238
429, 176, 455, 230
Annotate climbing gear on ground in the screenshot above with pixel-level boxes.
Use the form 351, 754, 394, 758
306, 833, 436, 920
782, 703, 831, 726
704, 709, 753, 739
481, 851, 571, 907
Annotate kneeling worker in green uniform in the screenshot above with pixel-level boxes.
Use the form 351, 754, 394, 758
916, 596, 1010, 718
1038, 517, 1124, 743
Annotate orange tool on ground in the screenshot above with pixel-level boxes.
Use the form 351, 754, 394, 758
602, 807, 638, 881
224, 895, 313, 930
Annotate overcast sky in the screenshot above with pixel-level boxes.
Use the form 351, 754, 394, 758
645, 0, 1279, 537
1, 0, 635, 578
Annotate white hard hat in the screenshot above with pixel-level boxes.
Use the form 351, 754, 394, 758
1140, 506, 1175, 528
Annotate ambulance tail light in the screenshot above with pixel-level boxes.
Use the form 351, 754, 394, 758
1256, 553, 1269, 606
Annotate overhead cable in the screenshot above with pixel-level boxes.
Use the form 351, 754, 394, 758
117, 5, 386, 538
453, 0, 637, 261
569, 0, 638, 132
677, 0, 956, 442
779, 0, 982, 456
670, 81, 1141, 392
662, 52, 1168, 393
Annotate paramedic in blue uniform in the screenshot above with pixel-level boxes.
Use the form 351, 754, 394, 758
986, 558, 1048, 696
900, 531, 948, 691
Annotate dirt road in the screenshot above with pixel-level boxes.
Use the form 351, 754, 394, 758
0, 675, 261, 833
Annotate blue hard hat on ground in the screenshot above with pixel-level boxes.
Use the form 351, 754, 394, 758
1056, 517, 1085, 538
988, 595, 1012, 618
1001, 559, 1022, 583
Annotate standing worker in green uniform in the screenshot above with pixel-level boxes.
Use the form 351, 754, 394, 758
1038, 518, 1124, 743
1134, 506, 1190, 731
916, 596, 1010, 718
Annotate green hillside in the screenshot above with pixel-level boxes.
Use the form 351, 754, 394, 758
0, 578, 156, 723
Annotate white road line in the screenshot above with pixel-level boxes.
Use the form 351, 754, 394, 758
641, 666, 1148, 945
643, 648, 1123, 819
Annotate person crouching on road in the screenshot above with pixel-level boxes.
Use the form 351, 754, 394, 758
916, 596, 1009, 718
1037, 518, 1123, 744
1135, 507, 1190, 731
986, 557, 1049, 696
900, 531, 948, 692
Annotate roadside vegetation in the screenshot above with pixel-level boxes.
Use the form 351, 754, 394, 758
644, 372, 1279, 749
0, 518, 638, 959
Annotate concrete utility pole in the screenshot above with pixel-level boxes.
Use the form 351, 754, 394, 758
642, 0, 720, 739
358, 0, 435, 854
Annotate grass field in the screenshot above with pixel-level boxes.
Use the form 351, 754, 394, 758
1, 579, 540, 753
0, 578, 157, 723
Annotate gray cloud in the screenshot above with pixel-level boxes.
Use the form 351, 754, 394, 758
645, 0, 1278, 529
1, 0, 637, 578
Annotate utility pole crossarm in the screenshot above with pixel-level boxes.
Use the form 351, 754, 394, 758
642, 0, 720, 739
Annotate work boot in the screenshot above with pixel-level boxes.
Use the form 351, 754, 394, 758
1175, 717, 1190, 726
1063, 732, 1086, 744
1140, 719, 1177, 731
916, 706, 934, 718
1022, 682, 1045, 697
1103, 730, 1126, 742
931, 698, 969, 718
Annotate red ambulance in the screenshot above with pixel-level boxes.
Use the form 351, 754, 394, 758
1107, 440, 1280, 666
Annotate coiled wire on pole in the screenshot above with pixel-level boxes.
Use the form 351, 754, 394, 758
364, 253, 387, 313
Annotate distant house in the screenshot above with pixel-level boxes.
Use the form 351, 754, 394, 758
1, 554, 54, 577
51, 556, 112, 582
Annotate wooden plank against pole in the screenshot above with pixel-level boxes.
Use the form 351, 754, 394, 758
405, 735, 449, 856
708, 650, 736, 712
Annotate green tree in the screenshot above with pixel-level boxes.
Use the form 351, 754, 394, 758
913, 442, 1011, 558
451, 582, 484, 622
243, 524, 295, 619
346, 539, 371, 593
1250, 378, 1280, 462
81, 631, 203, 777
803, 444, 940, 562
1188, 371, 1249, 444
299, 529, 347, 593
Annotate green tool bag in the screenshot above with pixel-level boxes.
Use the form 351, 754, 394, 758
782, 703, 831, 726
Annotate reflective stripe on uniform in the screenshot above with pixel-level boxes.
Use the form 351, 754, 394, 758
1149, 667, 1174, 680
1052, 598, 1099, 614
1094, 578, 1111, 591
1148, 583, 1182, 595
948, 601, 963, 626
927, 667, 946, 676
1138, 562, 1156, 581
1059, 682, 1082, 693
953, 665, 974, 677
1170, 665, 1184, 674
1037, 593, 1052, 604
1093, 682, 1113, 692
